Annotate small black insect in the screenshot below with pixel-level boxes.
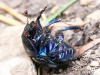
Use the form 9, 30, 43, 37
22, 6, 81, 74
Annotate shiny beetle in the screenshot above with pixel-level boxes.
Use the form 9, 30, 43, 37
22, 6, 80, 74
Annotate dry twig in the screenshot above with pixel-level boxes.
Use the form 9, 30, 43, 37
77, 38, 100, 56
0, 2, 28, 24
0, 14, 23, 26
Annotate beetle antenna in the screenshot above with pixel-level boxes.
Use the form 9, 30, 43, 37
24, 10, 29, 24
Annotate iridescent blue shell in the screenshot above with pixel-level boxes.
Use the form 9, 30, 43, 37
22, 7, 80, 68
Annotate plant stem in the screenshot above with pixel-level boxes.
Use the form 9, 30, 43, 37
41, 0, 78, 25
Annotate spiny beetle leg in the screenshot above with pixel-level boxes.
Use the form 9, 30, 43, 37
36, 6, 48, 30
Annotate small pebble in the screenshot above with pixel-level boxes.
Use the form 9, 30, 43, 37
88, 0, 100, 8
51, 5, 59, 14
80, 0, 95, 6
80, 0, 88, 6
90, 61, 99, 67
86, 10, 100, 22
75, 17, 83, 22
63, 10, 70, 16
93, 68, 100, 75
87, 65, 91, 70
90, 35, 97, 40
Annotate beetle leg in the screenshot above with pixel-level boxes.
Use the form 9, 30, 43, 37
30, 56, 39, 75
36, 6, 47, 30
46, 19, 60, 27
38, 67, 42, 75
61, 26, 81, 31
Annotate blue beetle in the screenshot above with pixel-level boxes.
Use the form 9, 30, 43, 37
22, 6, 81, 74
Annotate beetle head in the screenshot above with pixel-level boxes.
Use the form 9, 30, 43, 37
23, 21, 38, 39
